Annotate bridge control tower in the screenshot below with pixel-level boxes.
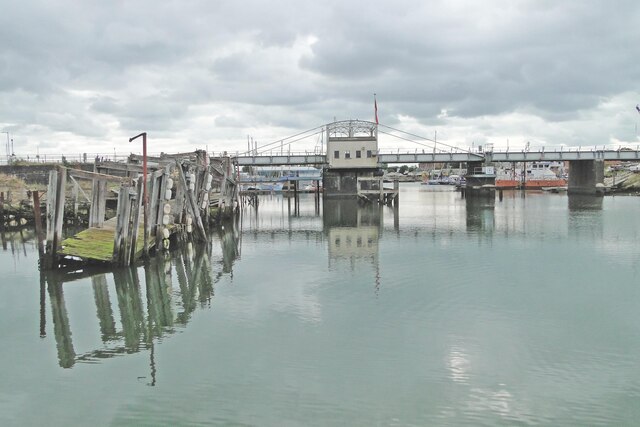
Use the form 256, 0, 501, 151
323, 120, 382, 198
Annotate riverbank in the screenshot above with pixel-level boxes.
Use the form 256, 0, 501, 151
608, 172, 640, 194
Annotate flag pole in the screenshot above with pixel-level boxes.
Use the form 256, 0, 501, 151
374, 93, 379, 125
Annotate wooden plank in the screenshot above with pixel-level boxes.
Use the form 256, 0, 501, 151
60, 216, 152, 263
64, 228, 117, 262
68, 174, 91, 203
67, 168, 128, 183
97, 161, 145, 174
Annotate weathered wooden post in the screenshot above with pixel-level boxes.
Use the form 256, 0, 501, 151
129, 178, 144, 265
89, 178, 107, 228
176, 160, 207, 242
145, 174, 158, 253
44, 167, 67, 269
112, 184, 132, 266
0, 191, 4, 230
129, 132, 149, 258
72, 180, 79, 221
32, 190, 45, 259
393, 179, 399, 206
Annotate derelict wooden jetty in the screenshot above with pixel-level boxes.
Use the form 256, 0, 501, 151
40, 150, 238, 269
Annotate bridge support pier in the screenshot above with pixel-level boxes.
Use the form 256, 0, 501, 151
464, 161, 496, 199
568, 160, 605, 196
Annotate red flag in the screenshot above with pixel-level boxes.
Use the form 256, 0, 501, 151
374, 96, 379, 125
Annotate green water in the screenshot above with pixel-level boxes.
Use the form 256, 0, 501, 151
1, 184, 640, 426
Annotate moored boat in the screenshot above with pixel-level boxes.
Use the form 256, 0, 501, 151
496, 161, 567, 189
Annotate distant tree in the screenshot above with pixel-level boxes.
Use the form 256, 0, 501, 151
387, 166, 398, 173
399, 165, 409, 174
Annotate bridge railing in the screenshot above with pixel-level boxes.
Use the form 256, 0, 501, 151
0, 153, 136, 166
373, 143, 640, 155
487, 143, 640, 154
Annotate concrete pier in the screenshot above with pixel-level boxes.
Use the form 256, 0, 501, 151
464, 161, 496, 199
568, 160, 605, 195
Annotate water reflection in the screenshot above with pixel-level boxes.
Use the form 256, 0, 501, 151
323, 200, 384, 292
568, 195, 604, 211
323, 200, 382, 262
465, 197, 495, 234
568, 195, 604, 239
0, 229, 34, 257
40, 221, 240, 376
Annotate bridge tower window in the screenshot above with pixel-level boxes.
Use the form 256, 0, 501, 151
334, 150, 340, 159
356, 150, 362, 158
366, 150, 372, 158
345, 151, 351, 159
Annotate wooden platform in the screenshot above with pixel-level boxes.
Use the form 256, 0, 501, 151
59, 217, 146, 263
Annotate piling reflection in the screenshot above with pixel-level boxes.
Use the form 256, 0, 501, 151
0, 229, 34, 257
568, 194, 604, 211
40, 222, 240, 375
568, 195, 604, 239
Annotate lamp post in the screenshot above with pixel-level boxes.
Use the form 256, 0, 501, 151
129, 132, 148, 257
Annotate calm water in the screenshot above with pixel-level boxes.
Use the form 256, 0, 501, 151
1, 184, 640, 426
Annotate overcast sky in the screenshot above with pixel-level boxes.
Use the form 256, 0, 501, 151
1, 0, 639, 159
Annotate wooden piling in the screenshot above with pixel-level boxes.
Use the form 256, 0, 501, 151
0, 191, 4, 230
176, 161, 206, 242
32, 190, 45, 259
44, 167, 67, 269
112, 185, 132, 266
393, 179, 399, 206
174, 167, 185, 224
53, 167, 67, 257
45, 170, 57, 260
72, 180, 79, 221
143, 169, 165, 257
153, 167, 170, 249
89, 179, 107, 228
129, 178, 144, 265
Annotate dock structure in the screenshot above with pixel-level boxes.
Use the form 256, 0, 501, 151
40, 150, 238, 269
322, 120, 397, 204
356, 176, 399, 206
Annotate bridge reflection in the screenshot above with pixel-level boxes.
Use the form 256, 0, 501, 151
40, 219, 240, 377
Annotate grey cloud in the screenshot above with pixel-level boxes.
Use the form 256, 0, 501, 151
1, 0, 639, 153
